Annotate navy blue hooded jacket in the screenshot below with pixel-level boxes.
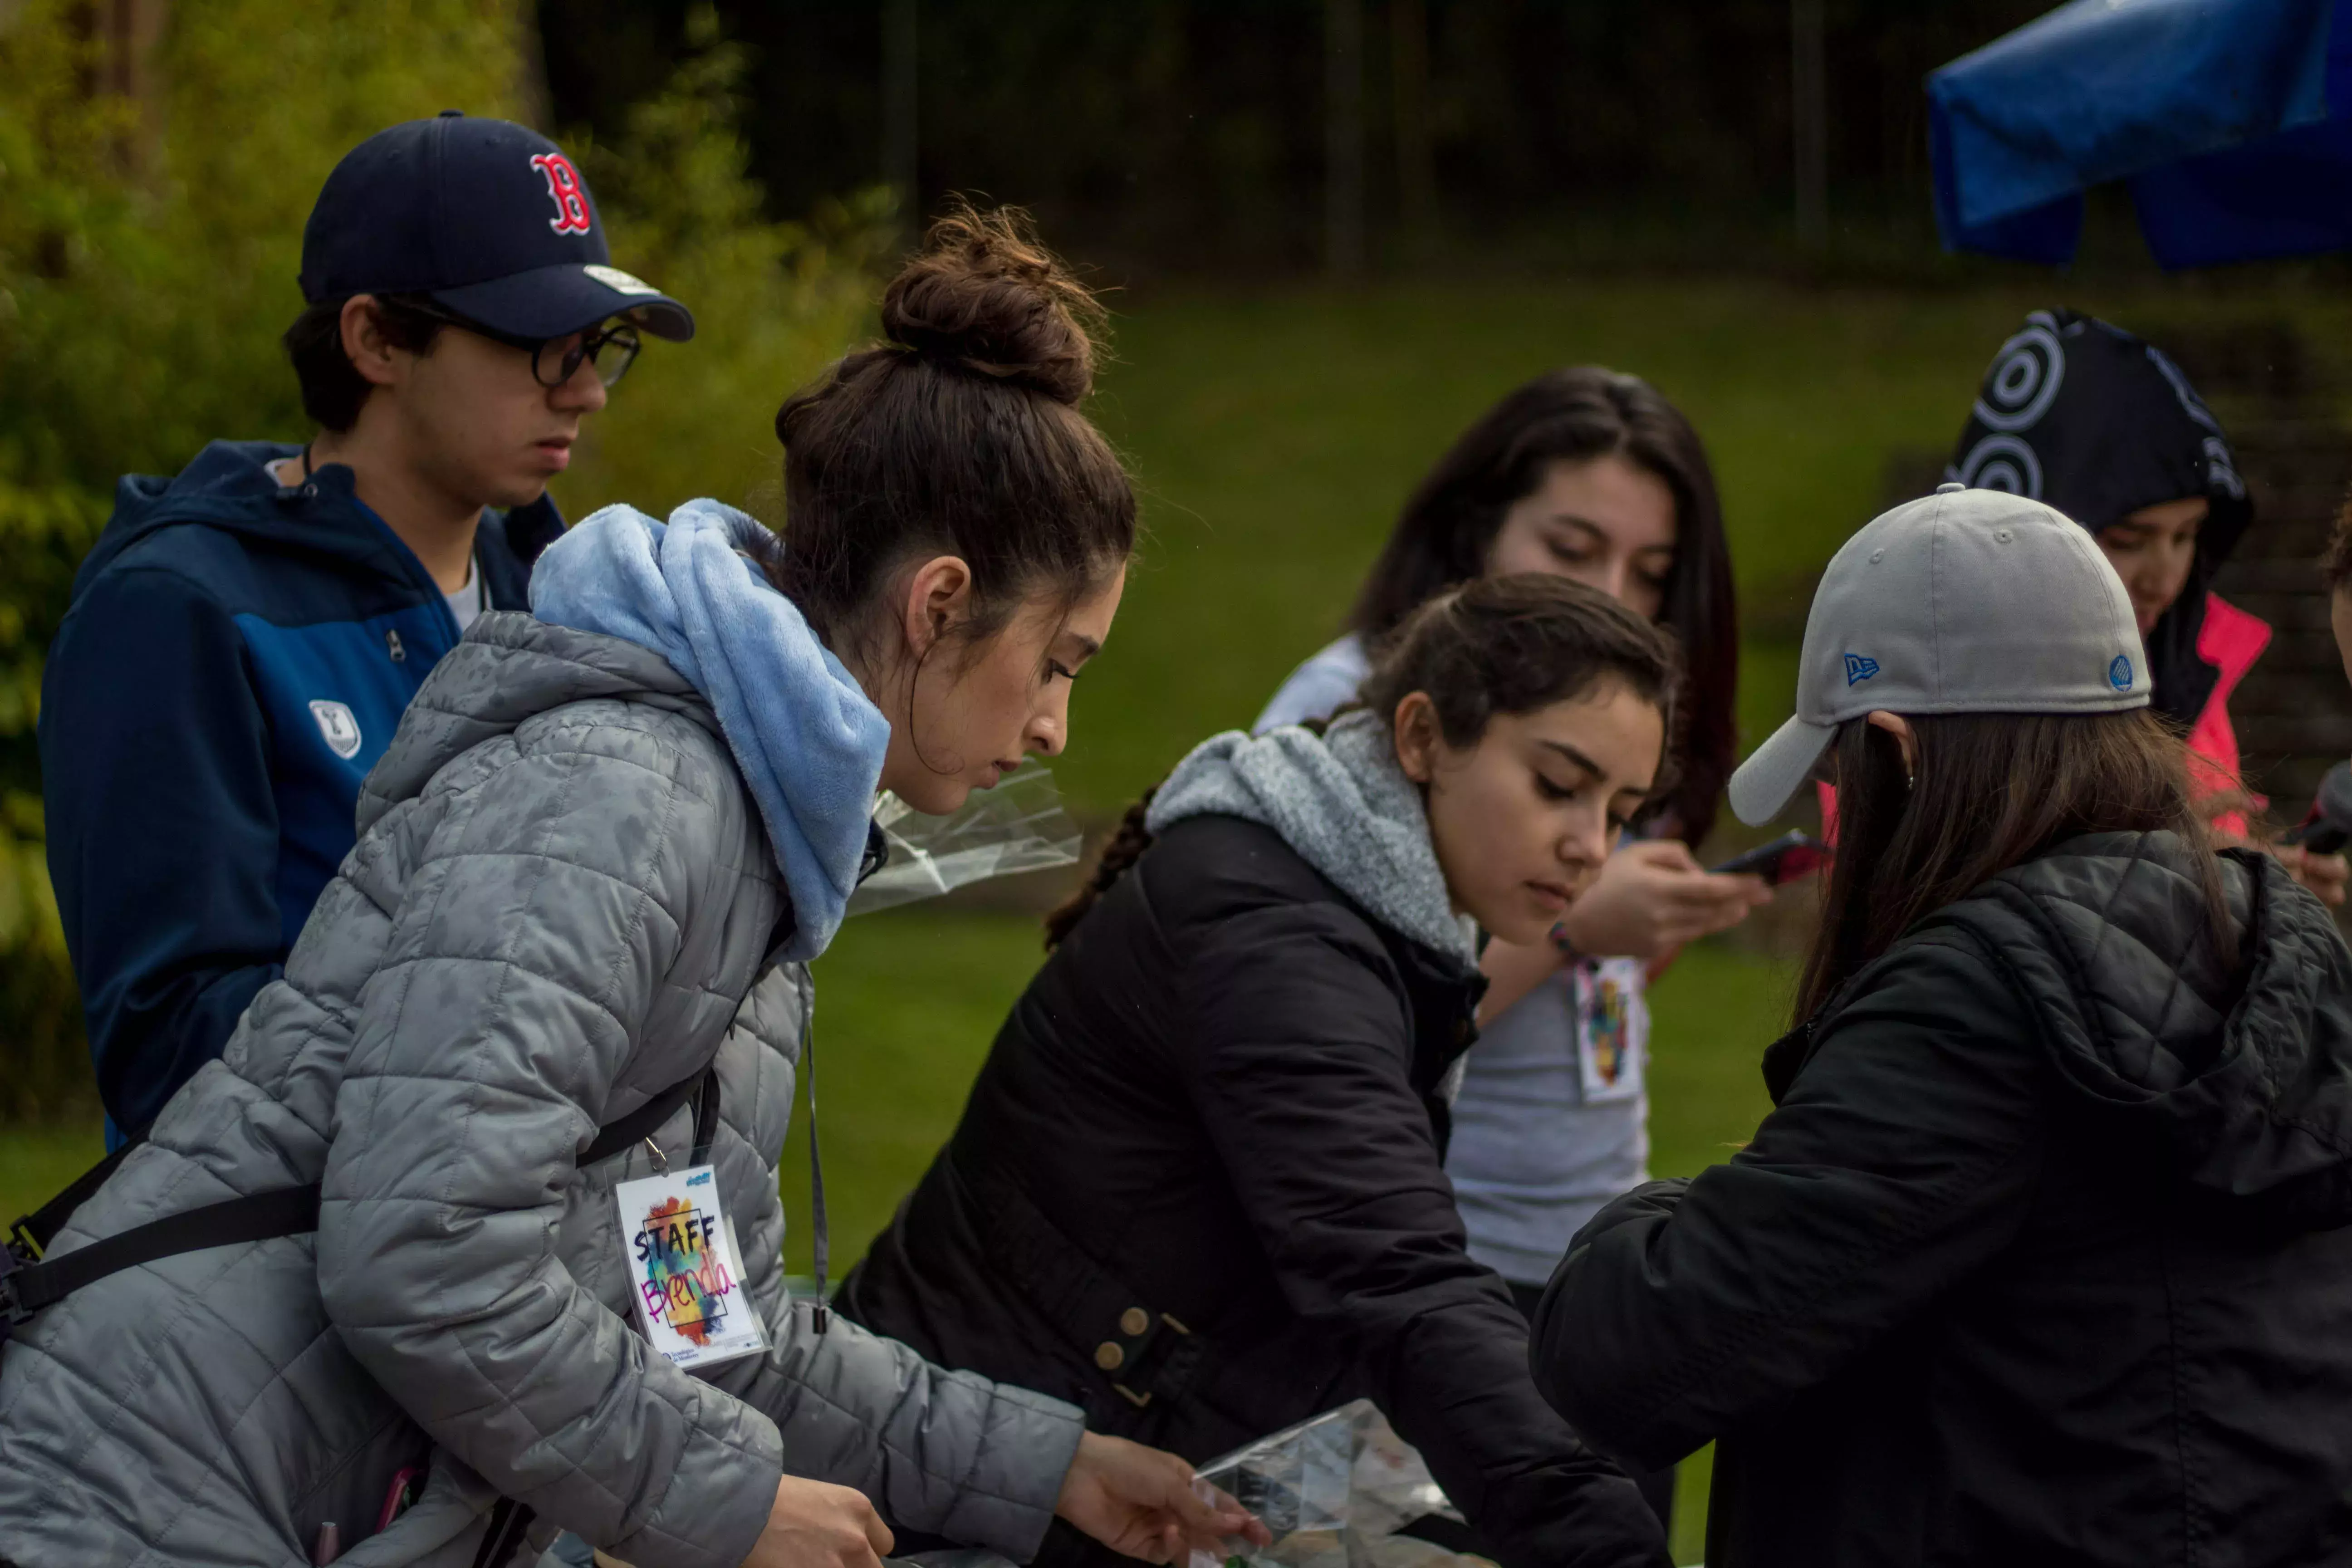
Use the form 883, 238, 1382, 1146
40, 439, 562, 1132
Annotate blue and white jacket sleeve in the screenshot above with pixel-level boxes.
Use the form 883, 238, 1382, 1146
39, 564, 285, 1132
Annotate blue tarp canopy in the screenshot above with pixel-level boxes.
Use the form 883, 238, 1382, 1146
1930, 0, 2352, 267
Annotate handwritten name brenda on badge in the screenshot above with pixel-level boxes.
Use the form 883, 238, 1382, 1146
613, 1167, 765, 1369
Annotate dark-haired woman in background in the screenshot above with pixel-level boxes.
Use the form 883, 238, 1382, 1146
1257, 368, 1764, 1522
1536, 485, 2352, 1567
840, 576, 1680, 1568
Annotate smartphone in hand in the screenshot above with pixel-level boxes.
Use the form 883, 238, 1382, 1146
1710, 830, 1828, 886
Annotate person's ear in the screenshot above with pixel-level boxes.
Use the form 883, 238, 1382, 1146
897, 554, 975, 660
1865, 709, 1919, 781
1392, 692, 1444, 784
339, 295, 402, 389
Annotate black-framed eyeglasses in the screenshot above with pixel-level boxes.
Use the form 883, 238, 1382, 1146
403, 299, 642, 389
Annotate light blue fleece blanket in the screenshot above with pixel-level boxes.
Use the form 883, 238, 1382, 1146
529, 498, 890, 960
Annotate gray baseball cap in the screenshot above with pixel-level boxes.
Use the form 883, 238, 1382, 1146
1727, 483, 2148, 826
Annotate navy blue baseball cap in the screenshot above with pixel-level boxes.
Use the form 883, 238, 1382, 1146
299, 111, 693, 343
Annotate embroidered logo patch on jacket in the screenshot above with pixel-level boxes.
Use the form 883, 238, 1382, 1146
308, 699, 362, 760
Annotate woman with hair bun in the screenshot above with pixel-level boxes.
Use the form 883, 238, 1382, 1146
0, 208, 1258, 1568
841, 573, 1680, 1568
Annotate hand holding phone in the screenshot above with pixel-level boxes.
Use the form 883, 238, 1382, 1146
1709, 830, 1828, 887
1552, 838, 1774, 963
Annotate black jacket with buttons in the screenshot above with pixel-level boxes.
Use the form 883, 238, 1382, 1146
1536, 832, 2352, 1567
837, 812, 1669, 1568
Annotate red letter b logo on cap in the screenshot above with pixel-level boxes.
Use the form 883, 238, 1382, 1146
530, 152, 593, 235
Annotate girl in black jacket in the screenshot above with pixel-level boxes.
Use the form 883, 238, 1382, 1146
1535, 484, 2352, 1567
838, 575, 1680, 1568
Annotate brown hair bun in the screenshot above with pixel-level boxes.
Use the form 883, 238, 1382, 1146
768, 203, 1134, 654
880, 204, 1105, 407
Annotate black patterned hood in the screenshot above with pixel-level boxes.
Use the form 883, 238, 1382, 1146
1946, 310, 2254, 726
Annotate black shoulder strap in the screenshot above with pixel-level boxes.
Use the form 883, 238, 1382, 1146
3, 1065, 717, 1331
0, 1062, 721, 1568
469, 1496, 537, 1568
579, 1066, 717, 1166
7, 1184, 319, 1318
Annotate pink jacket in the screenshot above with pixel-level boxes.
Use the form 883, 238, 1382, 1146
2185, 590, 2271, 839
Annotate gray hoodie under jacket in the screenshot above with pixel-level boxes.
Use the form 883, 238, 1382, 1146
1148, 709, 1479, 970
0, 613, 1083, 1568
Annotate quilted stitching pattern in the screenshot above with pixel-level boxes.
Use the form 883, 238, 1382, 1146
0, 614, 1082, 1568
1928, 830, 2352, 1196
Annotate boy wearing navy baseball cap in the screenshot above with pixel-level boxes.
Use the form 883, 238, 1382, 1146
40, 113, 694, 1142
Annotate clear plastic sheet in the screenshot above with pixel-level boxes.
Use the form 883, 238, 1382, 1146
1189, 1400, 1480, 1568
847, 766, 1085, 915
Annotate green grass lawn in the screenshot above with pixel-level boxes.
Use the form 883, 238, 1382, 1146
1056, 277, 2352, 820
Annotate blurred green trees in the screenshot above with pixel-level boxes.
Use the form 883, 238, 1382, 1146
551, 7, 892, 521
0, 0, 881, 1121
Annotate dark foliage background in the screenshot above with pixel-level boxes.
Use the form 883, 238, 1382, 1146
540, 0, 2058, 276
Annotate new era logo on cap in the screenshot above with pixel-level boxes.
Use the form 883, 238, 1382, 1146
1727, 483, 2148, 826
300, 112, 693, 346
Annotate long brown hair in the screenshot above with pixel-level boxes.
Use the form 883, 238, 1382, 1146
1348, 367, 1735, 844
1047, 574, 1680, 948
1796, 708, 2233, 1021
768, 204, 1133, 657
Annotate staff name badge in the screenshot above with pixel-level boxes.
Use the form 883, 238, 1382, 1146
614, 1166, 765, 1370
1573, 957, 1648, 1104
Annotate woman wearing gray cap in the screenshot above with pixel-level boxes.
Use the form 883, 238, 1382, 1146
1530, 484, 2352, 1567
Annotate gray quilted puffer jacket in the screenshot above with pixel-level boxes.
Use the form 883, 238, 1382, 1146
0, 613, 1085, 1568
